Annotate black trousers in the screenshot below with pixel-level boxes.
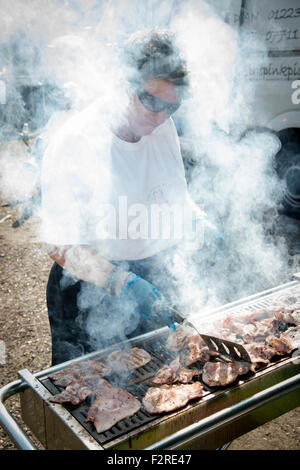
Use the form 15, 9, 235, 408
46, 248, 181, 365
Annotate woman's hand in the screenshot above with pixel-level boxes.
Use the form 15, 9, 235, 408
107, 270, 175, 329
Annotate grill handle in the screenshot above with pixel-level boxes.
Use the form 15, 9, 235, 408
0, 379, 36, 450
145, 373, 300, 450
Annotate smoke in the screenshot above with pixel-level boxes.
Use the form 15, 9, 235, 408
188, 128, 287, 304
0, 0, 293, 359
161, 2, 291, 318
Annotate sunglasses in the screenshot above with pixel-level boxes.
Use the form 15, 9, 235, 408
138, 89, 181, 115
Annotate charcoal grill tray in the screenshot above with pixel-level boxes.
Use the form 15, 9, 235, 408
40, 345, 169, 445
40, 330, 296, 447
1, 274, 300, 450
40, 336, 213, 445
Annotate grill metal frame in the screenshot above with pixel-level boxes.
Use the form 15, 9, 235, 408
1, 275, 300, 450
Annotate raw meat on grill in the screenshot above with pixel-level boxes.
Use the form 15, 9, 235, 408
202, 361, 253, 387
166, 325, 206, 352
280, 326, 300, 350
167, 327, 216, 366
175, 363, 201, 383
151, 364, 174, 385
212, 328, 243, 344
49, 370, 82, 388
269, 336, 294, 355
49, 377, 112, 405
181, 343, 214, 367
217, 314, 255, 336
47, 294, 300, 434
50, 383, 93, 405
142, 382, 203, 414
274, 308, 300, 326
243, 342, 277, 367
214, 306, 299, 347
49, 348, 151, 387
49, 360, 111, 387
106, 347, 151, 372
216, 307, 289, 334
241, 319, 277, 343
151, 357, 200, 385
86, 387, 141, 433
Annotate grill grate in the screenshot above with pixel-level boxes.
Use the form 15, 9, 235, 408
42, 363, 158, 445
41, 337, 177, 444
40, 282, 300, 447
41, 336, 219, 446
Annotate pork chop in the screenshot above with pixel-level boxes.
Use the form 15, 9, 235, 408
86, 387, 141, 433
49, 377, 111, 405
202, 361, 253, 387
151, 357, 200, 385
107, 347, 151, 372
49, 360, 111, 387
143, 382, 203, 414
280, 326, 300, 350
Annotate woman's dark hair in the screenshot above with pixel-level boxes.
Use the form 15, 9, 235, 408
122, 29, 189, 91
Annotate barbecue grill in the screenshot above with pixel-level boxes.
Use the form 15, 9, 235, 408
1, 275, 300, 450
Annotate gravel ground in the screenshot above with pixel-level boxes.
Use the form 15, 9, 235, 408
0, 149, 299, 450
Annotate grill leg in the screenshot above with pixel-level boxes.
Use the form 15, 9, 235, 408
217, 442, 232, 450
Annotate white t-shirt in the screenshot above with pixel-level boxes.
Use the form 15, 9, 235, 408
41, 101, 202, 260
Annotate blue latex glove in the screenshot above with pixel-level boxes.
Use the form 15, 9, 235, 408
119, 273, 176, 330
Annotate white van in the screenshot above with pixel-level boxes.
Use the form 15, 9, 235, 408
204, 0, 300, 218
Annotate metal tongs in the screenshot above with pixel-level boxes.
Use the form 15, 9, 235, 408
166, 306, 251, 363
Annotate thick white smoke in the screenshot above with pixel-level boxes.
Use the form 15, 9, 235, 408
0, 0, 292, 350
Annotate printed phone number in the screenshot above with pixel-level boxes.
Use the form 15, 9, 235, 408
266, 29, 298, 43
268, 8, 300, 20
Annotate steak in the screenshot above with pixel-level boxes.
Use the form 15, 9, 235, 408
241, 319, 276, 343
274, 309, 300, 326
49, 377, 112, 405
49, 349, 151, 388
49, 360, 111, 387
166, 325, 206, 352
269, 335, 294, 355
151, 357, 200, 386
280, 326, 300, 350
181, 344, 213, 367
243, 342, 276, 367
202, 361, 253, 387
86, 387, 141, 433
106, 347, 151, 372
151, 365, 174, 386
142, 382, 203, 414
